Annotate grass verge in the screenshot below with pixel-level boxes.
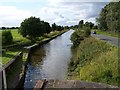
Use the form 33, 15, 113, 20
92, 29, 120, 38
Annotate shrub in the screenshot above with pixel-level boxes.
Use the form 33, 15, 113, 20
71, 32, 80, 46
2, 31, 13, 45
84, 27, 91, 37
70, 31, 84, 46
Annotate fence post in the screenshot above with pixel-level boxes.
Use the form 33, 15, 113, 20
2, 67, 7, 89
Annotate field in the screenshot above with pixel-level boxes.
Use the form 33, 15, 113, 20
11, 29, 25, 41
68, 37, 119, 86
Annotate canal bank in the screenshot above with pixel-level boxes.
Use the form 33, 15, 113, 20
68, 36, 119, 87
24, 30, 74, 88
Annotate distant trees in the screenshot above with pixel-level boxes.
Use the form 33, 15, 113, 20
97, 2, 120, 33
51, 23, 64, 31
1, 27, 6, 30
85, 22, 94, 29
71, 20, 95, 30
64, 26, 70, 29
1, 27, 19, 30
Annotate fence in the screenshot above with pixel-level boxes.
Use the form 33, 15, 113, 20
1, 52, 23, 89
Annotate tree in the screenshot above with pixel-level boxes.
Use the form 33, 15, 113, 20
19, 16, 43, 39
52, 23, 57, 31
11, 27, 16, 29
64, 26, 69, 29
40, 21, 46, 34
85, 22, 94, 29
78, 20, 84, 29
89, 22, 94, 29
44, 22, 51, 33
97, 2, 120, 33
56, 25, 63, 31
2, 27, 6, 30
96, 7, 108, 31
106, 2, 120, 33
93, 25, 98, 29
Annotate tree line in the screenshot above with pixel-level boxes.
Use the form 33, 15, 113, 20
1, 27, 19, 30
70, 20, 98, 30
19, 16, 65, 38
96, 2, 120, 33
2, 16, 68, 45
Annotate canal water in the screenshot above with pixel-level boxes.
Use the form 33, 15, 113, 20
24, 30, 74, 88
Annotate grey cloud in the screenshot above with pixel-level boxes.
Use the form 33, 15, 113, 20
41, 2, 109, 26
53, 11, 71, 21
86, 2, 108, 19
54, 12, 65, 19
61, 2, 108, 20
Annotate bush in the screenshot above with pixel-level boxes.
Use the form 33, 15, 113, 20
84, 27, 91, 37
70, 31, 84, 47
2, 31, 13, 45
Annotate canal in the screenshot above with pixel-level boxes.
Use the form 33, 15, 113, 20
24, 30, 74, 88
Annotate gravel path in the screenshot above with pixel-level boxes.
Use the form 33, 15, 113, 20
91, 33, 120, 47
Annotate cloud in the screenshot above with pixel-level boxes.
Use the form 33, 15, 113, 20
35, 2, 108, 26
0, 1, 109, 27
0, 0, 112, 2
0, 6, 32, 27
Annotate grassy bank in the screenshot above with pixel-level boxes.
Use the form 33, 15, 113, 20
68, 37, 119, 86
92, 29, 120, 38
1, 29, 67, 65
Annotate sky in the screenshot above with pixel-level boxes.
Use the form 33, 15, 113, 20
0, 0, 112, 27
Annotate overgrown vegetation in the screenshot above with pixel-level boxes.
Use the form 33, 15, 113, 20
68, 37, 119, 86
2, 31, 13, 45
70, 27, 91, 46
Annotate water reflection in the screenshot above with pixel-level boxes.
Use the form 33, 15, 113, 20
24, 30, 74, 88
30, 46, 46, 66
